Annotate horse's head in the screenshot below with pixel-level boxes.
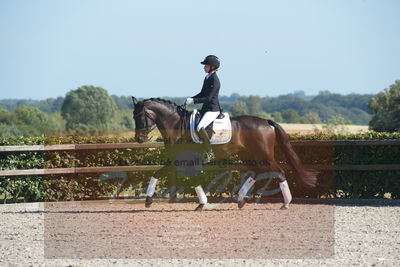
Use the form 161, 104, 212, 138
132, 97, 157, 143
132, 97, 188, 144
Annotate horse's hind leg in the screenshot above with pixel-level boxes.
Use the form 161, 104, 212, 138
236, 152, 258, 209
269, 172, 293, 210
279, 178, 292, 210
237, 173, 257, 208
261, 161, 292, 210
243, 161, 292, 210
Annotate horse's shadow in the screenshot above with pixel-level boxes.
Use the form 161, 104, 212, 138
0, 206, 277, 215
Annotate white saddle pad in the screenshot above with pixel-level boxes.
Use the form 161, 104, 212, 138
190, 109, 232, 145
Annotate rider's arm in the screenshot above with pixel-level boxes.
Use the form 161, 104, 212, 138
193, 76, 220, 104
191, 77, 207, 99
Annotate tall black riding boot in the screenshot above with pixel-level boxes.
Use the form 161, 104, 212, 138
197, 127, 211, 151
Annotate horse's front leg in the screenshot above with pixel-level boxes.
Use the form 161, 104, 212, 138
145, 175, 157, 208
145, 165, 174, 208
194, 185, 207, 211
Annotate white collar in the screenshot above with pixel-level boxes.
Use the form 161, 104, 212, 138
206, 71, 215, 79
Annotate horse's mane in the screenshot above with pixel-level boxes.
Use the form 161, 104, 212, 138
143, 98, 190, 116
143, 98, 178, 107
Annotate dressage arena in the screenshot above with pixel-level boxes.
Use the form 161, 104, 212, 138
0, 199, 399, 266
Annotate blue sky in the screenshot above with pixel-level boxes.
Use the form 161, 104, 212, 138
0, 0, 399, 99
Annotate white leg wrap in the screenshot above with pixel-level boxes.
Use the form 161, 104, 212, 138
279, 180, 292, 204
195, 185, 207, 205
146, 177, 158, 197
238, 177, 256, 201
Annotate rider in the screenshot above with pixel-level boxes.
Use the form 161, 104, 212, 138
185, 55, 221, 149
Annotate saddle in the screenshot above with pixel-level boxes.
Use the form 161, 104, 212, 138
190, 110, 232, 145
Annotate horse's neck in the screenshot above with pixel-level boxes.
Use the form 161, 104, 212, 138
152, 103, 188, 143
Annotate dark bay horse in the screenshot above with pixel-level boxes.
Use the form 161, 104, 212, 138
132, 97, 317, 210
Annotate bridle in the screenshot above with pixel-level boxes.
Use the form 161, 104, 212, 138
134, 103, 188, 135
134, 108, 157, 132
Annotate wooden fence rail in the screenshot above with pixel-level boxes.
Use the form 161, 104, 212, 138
1, 140, 400, 177
0, 142, 164, 152
1, 140, 399, 152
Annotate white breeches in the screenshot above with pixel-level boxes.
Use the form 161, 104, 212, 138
197, 111, 220, 131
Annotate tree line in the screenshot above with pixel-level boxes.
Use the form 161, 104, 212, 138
0, 80, 399, 137
0, 90, 375, 125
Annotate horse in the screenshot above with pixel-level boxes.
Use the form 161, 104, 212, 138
131, 97, 318, 210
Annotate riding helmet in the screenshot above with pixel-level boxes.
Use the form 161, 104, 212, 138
201, 55, 220, 68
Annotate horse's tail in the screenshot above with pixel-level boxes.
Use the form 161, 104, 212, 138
267, 119, 318, 188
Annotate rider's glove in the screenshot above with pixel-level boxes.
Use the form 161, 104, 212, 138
185, 98, 194, 105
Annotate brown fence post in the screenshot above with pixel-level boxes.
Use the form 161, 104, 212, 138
351, 145, 360, 198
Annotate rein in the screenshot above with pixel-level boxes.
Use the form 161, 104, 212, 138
179, 104, 189, 137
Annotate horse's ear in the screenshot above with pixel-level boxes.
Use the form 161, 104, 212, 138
132, 96, 138, 105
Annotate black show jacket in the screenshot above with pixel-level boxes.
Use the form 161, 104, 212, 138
191, 72, 221, 114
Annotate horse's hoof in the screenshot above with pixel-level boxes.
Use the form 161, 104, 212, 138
280, 204, 289, 210
145, 196, 153, 208
194, 204, 204, 211
238, 199, 246, 209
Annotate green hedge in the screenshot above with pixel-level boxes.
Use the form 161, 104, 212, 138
287, 132, 400, 199
0, 132, 399, 203
0, 136, 163, 203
